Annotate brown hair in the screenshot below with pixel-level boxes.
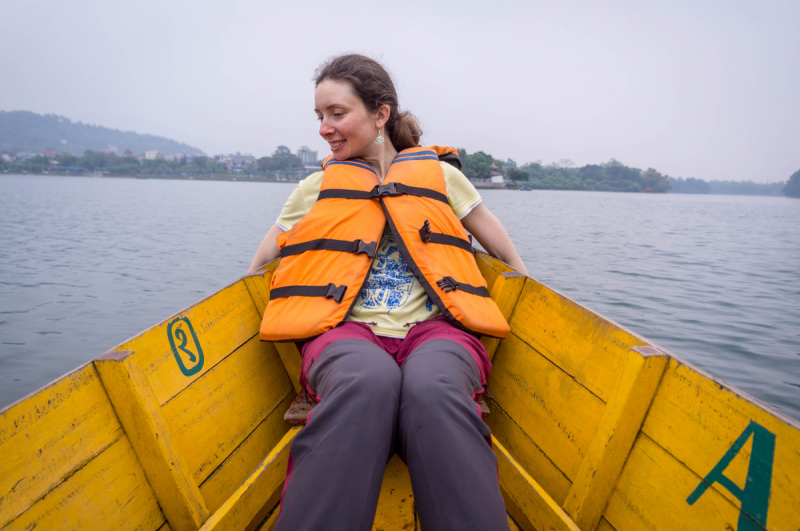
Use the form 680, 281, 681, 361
314, 54, 422, 151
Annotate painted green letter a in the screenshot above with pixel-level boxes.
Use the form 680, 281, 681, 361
686, 420, 775, 531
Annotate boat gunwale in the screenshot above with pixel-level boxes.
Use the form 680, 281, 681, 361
3, 252, 799, 434
481, 251, 800, 431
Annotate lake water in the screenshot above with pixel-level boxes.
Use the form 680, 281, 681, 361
1, 175, 798, 420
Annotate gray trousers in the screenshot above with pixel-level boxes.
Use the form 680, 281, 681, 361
274, 338, 510, 531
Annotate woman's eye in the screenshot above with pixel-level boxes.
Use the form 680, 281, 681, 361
333, 112, 343, 117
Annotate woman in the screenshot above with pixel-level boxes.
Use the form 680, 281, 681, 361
249, 54, 527, 531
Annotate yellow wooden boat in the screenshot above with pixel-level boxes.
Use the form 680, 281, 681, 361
2, 253, 798, 530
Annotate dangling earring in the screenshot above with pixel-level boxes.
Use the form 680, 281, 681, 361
375, 129, 385, 145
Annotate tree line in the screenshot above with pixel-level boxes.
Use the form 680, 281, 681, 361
458, 149, 671, 193
457, 149, 797, 196
4, 147, 798, 198
667, 177, 786, 196
784, 169, 800, 198
0, 150, 307, 179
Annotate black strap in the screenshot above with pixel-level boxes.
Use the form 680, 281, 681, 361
435, 276, 490, 297
317, 183, 448, 204
280, 238, 377, 258
438, 152, 462, 171
317, 188, 377, 200
270, 283, 347, 303
418, 220, 474, 254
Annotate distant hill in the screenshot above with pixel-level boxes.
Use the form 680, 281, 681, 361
0, 110, 204, 156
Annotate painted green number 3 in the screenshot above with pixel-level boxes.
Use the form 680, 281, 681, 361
687, 420, 776, 531
167, 317, 205, 376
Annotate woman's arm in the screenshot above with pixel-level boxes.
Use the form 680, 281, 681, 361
247, 223, 285, 273
460, 203, 529, 276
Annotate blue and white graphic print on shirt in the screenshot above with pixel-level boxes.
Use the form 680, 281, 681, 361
351, 233, 435, 316
357, 235, 414, 313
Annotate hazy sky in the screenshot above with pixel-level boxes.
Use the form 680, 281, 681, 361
2, 0, 798, 182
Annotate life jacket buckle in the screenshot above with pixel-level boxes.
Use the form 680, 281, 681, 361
419, 220, 432, 243
436, 276, 459, 293
353, 239, 377, 258
376, 183, 401, 197
323, 283, 347, 303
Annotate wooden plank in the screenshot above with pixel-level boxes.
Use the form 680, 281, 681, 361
244, 488, 283, 531
563, 347, 668, 531
255, 506, 280, 531
274, 342, 303, 394
242, 270, 272, 315
488, 332, 606, 480
481, 271, 527, 361
373, 455, 415, 531
3, 436, 164, 531
485, 401, 573, 505
199, 392, 293, 513
94, 350, 210, 531
475, 250, 515, 294
493, 436, 581, 531
0, 363, 123, 527
507, 514, 522, 531
509, 279, 648, 402
501, 487, 535, 531
595, 516, 616, 531
115, 280, 263, 405
604, 433, 746, 530
640, 359, 800, 530
243, 266, 304, 394
199, 427, 300, 531
162, 337, 295, 486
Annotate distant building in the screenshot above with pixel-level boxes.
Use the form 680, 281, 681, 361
145, 150, 164, 160
490, 164, 504, 184
229, 152, 256, 169
297, 146, 318, 166
274, 145, 291, 156
123, 149, 134, 157
214, 154, 232, 169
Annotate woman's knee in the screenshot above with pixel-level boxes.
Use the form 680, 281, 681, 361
400, 340, 481, 413
310, 338, 401, 403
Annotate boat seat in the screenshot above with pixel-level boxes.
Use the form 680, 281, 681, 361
283, 390, 491, 425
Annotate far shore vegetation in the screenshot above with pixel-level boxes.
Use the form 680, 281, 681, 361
1, 149, 794, 197
3, 109, 794, 196
3, 109, 795, 196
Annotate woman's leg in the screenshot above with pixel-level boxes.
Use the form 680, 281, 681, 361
399, 339, 510, 531
275, 338, 402, 531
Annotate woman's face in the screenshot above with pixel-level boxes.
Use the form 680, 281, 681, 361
315, 79, 381, 161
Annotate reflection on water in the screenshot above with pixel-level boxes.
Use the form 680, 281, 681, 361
1, 176, 799, 420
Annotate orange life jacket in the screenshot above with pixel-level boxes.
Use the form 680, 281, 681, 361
260, 146, 510, 342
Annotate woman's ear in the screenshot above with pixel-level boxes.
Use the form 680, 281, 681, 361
376, 104, 391, 129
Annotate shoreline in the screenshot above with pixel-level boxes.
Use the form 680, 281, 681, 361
2, 172, 790, 197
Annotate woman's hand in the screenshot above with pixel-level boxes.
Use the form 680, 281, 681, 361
247, 224, 285, 273
460, 203, 529, 276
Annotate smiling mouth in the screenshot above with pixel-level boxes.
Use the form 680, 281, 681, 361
329, 140, 346, 149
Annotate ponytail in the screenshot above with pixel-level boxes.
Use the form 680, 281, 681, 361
389, 110, 422, 151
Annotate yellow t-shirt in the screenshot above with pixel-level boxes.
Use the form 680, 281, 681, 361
275, 162, 482, 337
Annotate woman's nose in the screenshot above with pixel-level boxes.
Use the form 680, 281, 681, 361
319, 119, 334, 138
